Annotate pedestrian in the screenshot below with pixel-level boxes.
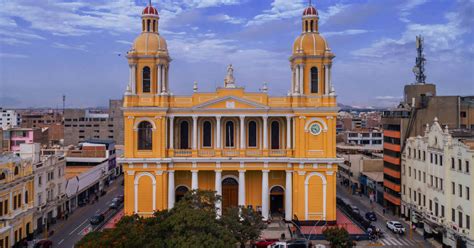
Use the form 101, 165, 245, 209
383, 208, 386, 215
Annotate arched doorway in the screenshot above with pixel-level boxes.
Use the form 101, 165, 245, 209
222, 177, 238, 209
175, 186, 189, 203
270, 186, 284, 215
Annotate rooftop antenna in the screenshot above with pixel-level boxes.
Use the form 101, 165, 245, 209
62, 94, 66, 114
412, 35, 426, 84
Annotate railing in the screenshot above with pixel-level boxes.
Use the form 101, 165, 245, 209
198, 150, 216, 157
222, 149, 240, 157
269, 149, 287, 157
66, 150, 106, 158
245, 150, 263, 156
174, 149, 192, 157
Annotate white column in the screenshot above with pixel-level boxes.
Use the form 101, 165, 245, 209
23, 186, 26, 205
165, 65, 169, 93
191, 170, 198, 190
192, 116, 198, 149
263, 116, 268, 150
169, 117, 174, 149
328, 64, 333, 92
216, 116, 221, 149
161, 65, 166, 93
291, 67, 295, 94
215, 170, 222, 215
240, 116, 245, 149
131, 64, 137, 94
286, 116, 291, 149
285, 170, 293, 221
295, 65, 300, 94
238, 170, 246, 206
299, 65, 304, 94
324, 65, 329, 95
261, 170, 269, 220
157, 64, 162, 94
168, 170, 175, 209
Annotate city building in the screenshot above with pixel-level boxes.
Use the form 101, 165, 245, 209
19, 144, 67, 235
20, 110, 64, 146
64, 99, 124, 146
0, 109, 20, 130
119, 2, 342, 223
401, 119, 473, 247
1, 128, 49, 153
65, 139, 118, 177
382, 36, 474, 215
342, 129, 383, 146
0, 153, 35, 247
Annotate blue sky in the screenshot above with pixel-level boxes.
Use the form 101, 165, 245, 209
0, 0, 473, 108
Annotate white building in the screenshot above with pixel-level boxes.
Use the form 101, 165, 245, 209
344, 130, 383, 146
0, 109, 20, 130
20, 143, 66, 234
401, 118, 473, 248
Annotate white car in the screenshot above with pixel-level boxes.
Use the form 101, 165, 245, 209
386, 221, 406, 234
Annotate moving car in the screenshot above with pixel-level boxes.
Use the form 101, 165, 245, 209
386, 221, 406, 234
365, 211, 377, 221
109, 201, 120, 209
90, 213, 105, 225
350, 205, 360, 215
268, 239, 311, 248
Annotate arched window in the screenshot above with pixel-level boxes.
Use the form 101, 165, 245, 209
180, 121, 189, 149
175, 186, 189, 202
310, 20, 314, 32
25, 191, 28, 203
271, 121, 280, 149
147, 19, 151, 32
138, 121, 153, 150
225, 121, 235, 147
142, 66, 151, 93
248, 121, 257, 147
203, 121, 212, 147
142, 20, 145, 32
0, 172, 5, 180
310, 67, 318, 93
14, 166, 19, 176
305, 21, 308, 32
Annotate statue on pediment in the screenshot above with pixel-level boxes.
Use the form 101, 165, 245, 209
224, 64, 236, 88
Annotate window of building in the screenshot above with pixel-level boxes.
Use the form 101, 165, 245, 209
440, 178, 443, 191
0, 173, 5, 181
467, 187, 470, 200
459, 159, 462, 171
423, 172, 426, 183
435, 154, 438, 165
25, 191, 28, 204
14, 166, 19, 176
137, 121, 153, 150
271, 121, 280, 149
430, 175, 433, 186
418, 170, 421, 181
430, 153, 433, 163
409, 167, 411, 177
310, 67, 318, 93
466, 161, 470, 174
441, 205, 445, 217
0, 202, 2, 217
467, 215, 470, 230
429, 200, 432, 211
459, 212, 463, 228
4, 200, 8, 215
225, 121, 235, 147
435, 202, 438, 216
248, 121, 257, 148
452, 182, 455, 195
202, 121, 212, 148
459, 184, 463, 198
423, 195, 426, 206
440, 155, 443, 166
452, 158, 455, 169
179, 121, 189, 149
460, 111, 467, 118
142, 66, 151, 93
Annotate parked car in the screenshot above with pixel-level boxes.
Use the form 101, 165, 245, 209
350, 205, 360, 215
90, 214, 105, 225
386, 221, 405, 234
33, 240, 53, 248
365, 211, 377, 221
252, 239, 278, 248
269, 239, 311, 248
117, 194, 124, 203
109, 201, 120, 210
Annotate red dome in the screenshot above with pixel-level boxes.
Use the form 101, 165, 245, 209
142, 6, 158, 16
303, 6, 318, 16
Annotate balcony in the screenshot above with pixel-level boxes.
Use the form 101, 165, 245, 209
384, 130, 401, 138
384, 167, 401, 178
384, 180, 401, 192
384, 192, 401, 205
246, 150, 263, 157
198, 150, 216, 157
174, 149, 192, 157
66, 150, 106, 158
222, 149, 240, 157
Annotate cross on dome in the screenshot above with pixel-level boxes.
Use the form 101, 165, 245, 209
303, 0, 318, 16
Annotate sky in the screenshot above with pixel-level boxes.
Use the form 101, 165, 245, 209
0, 0, 473, 108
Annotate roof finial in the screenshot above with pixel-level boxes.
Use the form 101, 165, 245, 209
148, 0, 152, 6
309, 0, 312, 6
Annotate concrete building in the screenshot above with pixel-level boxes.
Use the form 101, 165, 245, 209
18, 143, 67, 235
0, 153, 35, 247
64, 99, 123, 146
20, 111, 64, 146
343, 129, 383, 146
119, 2, 342, 223
401, 119, 473, 247
0, 109, 20, 130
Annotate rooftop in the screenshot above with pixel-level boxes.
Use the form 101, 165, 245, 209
0, 153, 21, 164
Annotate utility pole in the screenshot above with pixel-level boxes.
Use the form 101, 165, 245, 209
62, 95, 66, 114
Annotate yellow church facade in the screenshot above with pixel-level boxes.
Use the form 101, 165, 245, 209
119, 2, 342, 223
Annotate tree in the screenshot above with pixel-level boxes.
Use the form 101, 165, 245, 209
221, 207, 266, 248
322, 226, 354, 248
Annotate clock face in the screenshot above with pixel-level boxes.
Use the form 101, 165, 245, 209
310, 123, 322, 135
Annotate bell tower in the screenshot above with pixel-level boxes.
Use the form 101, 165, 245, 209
290, 2, 335, 97
126, 0, 171, 96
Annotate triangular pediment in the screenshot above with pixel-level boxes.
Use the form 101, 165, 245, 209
193, 96, 269, 110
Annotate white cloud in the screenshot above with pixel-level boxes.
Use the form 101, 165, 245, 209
182, 0, 242, 8
323, 29, 370, 37
116, 40, 133, 45
209, 14, 245, 24
52, 42, 88, 52
0, 53, 29, 58
375, 96, 402, 100
246, 1, 350, 26
399, 0, 429, 22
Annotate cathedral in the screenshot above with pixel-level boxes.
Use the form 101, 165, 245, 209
119, 1, 342, 223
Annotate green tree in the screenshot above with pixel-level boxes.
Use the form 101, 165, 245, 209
221, 207, 266, 248
322, 226, 354, 248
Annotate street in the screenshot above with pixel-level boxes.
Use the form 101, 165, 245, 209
336, 178, 432, 247
48, 177, 124, 248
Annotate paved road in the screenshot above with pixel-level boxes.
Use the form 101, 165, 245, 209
49, 177, 124, 248
336, 178, 431, 247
